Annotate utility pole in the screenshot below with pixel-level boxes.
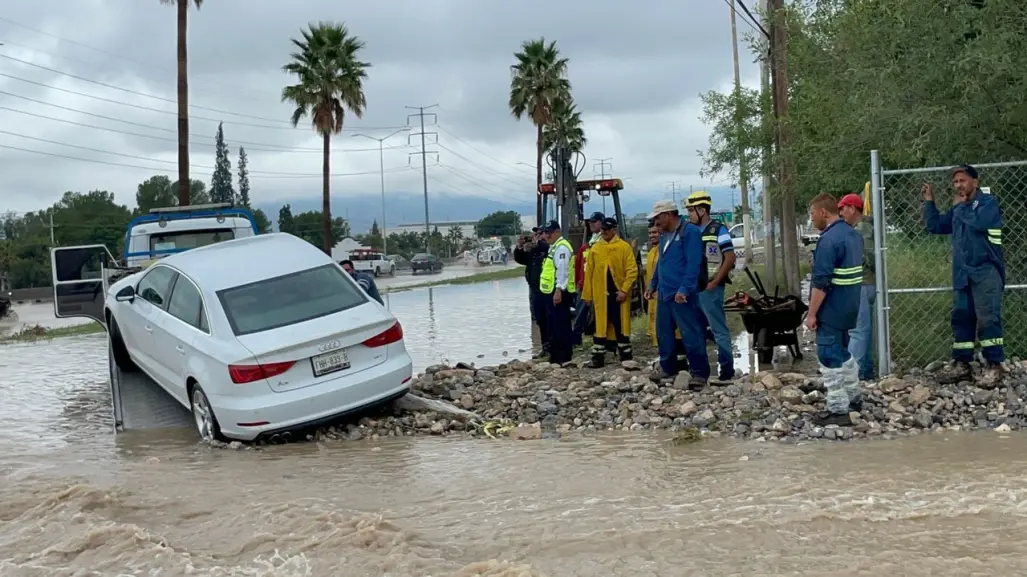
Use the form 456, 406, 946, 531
49, 211, 56, 245
759, 0, 776, 285
352, 128, 409, 255
769, 0, 800, 295
667, 181, 680, 207
730, 0, 753, 264
594, 158, 612, 213
406, 105, 439, 252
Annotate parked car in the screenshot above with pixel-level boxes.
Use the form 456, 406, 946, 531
348, 250, 395, 277
102, 233, 413, 442
410, 253, 443, 274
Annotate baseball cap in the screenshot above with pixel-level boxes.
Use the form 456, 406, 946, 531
647, 199, 678, 220
587, 211, 605, 222
837, 193, 864, 210
530, 226, 540, 233
541, 219, 561, 233
599, 217, 618, 230
951, 164, 979, 179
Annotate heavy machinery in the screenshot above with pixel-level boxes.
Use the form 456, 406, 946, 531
538, 174, 645, 313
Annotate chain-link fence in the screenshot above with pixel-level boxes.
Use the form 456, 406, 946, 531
871, 151, 1027, 372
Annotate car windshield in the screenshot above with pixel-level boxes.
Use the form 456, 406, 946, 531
149, 228, 234, 253
413, 253, 430, 260
216, 264, 367, 336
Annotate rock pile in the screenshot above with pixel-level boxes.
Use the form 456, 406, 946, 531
297, 356, 1027, 444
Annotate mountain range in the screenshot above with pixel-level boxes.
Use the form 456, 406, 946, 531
256, 185, 755, 233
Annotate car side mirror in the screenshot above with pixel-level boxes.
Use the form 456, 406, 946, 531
115, 285, 135, 303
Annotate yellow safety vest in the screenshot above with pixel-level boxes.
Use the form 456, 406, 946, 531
539, 237, 577, 295
582, 232, 601, 264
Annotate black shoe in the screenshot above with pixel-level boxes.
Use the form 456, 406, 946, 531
848, 398, 863, 412
813, 412, 852, 427
617, 345, 633, 362
716, 369, 737, 382
935, 361, 972, 385
586, 353, 605, 369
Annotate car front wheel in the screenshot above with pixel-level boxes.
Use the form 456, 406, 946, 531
190, 384, 224, 442
109, 316, 138, 372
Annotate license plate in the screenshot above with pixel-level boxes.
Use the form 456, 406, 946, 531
311, 349, 350, 377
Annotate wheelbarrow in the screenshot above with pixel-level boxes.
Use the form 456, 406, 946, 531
724, 267, 808, 364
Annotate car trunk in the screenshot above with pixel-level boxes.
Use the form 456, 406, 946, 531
235, 303, 396, 393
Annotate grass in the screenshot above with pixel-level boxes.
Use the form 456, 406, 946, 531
1, 322, 104, 343
382, 266, 524, 293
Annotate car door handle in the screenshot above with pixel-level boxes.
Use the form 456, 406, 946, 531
144, 325, 153, 333
176, 345, 186, 355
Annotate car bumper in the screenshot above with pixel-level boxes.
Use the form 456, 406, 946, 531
211, 353, 414, 441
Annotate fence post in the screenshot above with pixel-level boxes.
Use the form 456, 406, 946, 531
870, 149, 891, 376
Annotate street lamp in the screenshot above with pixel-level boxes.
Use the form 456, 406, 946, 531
351, 128, 409, 255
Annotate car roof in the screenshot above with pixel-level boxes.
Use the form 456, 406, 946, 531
158, 233, 332, 290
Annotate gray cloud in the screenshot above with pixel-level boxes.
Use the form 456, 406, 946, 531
0, 0, 763, 216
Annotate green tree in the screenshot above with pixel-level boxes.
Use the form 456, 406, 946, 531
365, 219, 383, 250
509, 38, 571, 225
541, 95, 586, 154
477, 210, 523, 237
136, 175, 176, 212
281, 22, 370, 255
251, 208, 271, 233
210, 121, 234, 204
159, 0, 203, 206
278, 204, 295, 234
290, 210, 350, 250
170, 179, 210, 205
237, 146, 250, 207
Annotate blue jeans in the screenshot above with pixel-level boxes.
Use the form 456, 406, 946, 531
847, 285, 875, 380
699, 284, 734, 377
656, 296, 710, 379
816, 324, 852, 369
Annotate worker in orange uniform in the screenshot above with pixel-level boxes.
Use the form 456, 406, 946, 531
582, 217, 638, 367
644, 222, 688, 371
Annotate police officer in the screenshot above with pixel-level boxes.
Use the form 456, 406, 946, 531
514, 227, 549, 358
923, 164, 1005, 386
803, 193, 863, 426
539, 220, 576, 364
685, 190, 737, 381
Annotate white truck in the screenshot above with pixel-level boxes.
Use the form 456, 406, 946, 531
344, 249, 395, 277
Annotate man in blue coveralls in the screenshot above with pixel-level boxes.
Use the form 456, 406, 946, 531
803, 193, 864, 426
644, 199, 711, 388
923, 164, 1005, 387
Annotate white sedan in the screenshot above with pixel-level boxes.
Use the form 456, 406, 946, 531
103, 233, 414, 442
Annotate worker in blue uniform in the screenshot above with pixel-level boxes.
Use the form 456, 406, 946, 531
644, 199, 711, 388
804, 193, 864, 426
922, 164, 1005, 386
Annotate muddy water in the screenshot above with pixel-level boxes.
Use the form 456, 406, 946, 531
7, 279, 1025, 575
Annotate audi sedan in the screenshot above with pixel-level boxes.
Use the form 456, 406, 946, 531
103, 233, 413, 442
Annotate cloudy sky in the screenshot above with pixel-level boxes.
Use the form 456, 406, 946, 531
0, 0, 763, 217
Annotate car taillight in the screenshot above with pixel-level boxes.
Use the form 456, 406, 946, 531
362, 321, 403, 348
228, 361, 296, 384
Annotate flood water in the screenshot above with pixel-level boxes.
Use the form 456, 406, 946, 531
6, 278, 1020, 576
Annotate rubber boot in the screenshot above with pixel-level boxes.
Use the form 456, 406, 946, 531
586, 341, 606, 368
617, 342, 633, 362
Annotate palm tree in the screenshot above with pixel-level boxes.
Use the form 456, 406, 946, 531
159, 0, 202, 207
281, 22, 370, 254
541, 96, 587, 155
509, 38, 570, 225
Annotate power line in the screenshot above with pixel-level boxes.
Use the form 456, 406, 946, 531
720, 0, 769, 39
0, 14, 279, 102
0, 73, 408, 132
435, 124, 535, 174
0, 141, 415, 180
0, 53, 299, 125
0, 105, 412, 154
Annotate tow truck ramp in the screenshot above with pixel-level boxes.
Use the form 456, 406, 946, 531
53, 245, 193, 433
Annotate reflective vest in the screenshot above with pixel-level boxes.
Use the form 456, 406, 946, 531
581, 232, 601, 264
539, 237, 577, 294
700, 220, 731, 284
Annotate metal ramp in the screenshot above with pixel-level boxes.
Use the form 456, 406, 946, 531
107, 339, 194, 431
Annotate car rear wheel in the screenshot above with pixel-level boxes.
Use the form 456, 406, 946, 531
190, 384, 224, 442
374, 266, 380, 277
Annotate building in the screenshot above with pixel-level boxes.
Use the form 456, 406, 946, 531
391, 220, 478, 239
